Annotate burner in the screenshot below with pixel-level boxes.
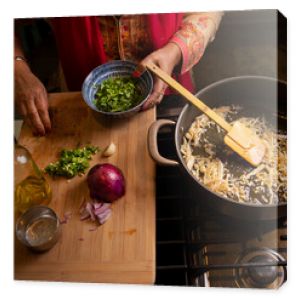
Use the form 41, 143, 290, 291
234, 248, 286, 289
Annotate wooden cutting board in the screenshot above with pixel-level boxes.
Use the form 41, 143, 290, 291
14, 92, 156, 284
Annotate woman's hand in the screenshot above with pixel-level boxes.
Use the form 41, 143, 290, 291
140, 42, 182, 110
15, 62, 51, 136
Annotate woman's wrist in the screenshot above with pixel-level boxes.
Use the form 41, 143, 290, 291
15, 55, 27, 63
164, 42, 182, 68
14, 57, 31, 76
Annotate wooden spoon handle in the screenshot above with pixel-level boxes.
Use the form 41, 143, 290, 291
145, 62, 232, 132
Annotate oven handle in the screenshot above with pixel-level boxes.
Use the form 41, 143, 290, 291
147, 119, 179, 166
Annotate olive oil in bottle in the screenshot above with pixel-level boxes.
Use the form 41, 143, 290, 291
14, 144, 52, 214
15, 175, 51, 214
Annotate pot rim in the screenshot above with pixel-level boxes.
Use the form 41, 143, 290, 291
175, 75, 287, 209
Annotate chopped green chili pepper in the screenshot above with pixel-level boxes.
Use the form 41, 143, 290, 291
93, 76, 142, 112
45, 145, 99, 178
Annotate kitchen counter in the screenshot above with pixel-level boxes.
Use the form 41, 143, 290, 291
14, 92, 156, 284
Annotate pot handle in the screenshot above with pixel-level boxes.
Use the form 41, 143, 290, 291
148, 119, 179, 166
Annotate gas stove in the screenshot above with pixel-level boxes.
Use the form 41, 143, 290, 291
154, 96, 287, 288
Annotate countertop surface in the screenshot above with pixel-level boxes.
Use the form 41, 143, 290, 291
15, 92, 156, 284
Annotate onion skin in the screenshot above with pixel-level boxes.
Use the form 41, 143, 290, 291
87, 163, 126, 203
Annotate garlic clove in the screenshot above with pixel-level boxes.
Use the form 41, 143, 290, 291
102, 142, 116, 157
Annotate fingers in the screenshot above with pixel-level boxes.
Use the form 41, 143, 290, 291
18, 102, 36, 133
26, 98, 46, 136
18, 102, 27, 118
142, 68, 168, 110
15, 69, 51, 136
142, 91, 162, 110
140, 50, 174, 110
23, 91, 51, 136
35, 93, 51, 133
142, 87, 166, 110
139, 55, 155, 69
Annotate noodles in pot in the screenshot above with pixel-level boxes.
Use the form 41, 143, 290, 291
180, 106, 287, 205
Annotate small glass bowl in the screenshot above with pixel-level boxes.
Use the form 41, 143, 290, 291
15, 205, 61, 252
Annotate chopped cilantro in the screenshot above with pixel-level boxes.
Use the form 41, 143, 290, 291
93, 76, 142, 112
45, 145, 99, 178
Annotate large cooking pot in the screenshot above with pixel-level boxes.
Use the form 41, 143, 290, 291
148, 76, 287, 221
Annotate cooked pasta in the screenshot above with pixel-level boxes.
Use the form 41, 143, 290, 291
180, 106, 287, 205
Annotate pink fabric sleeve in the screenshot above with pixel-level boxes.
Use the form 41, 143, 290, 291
169, 12, 223, 74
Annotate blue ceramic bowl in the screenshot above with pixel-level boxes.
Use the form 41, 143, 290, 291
82, 60, 153, 118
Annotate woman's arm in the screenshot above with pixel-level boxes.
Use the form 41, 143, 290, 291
170, 11, 224, 73
141, 42, 182, 110
14, 32, 51, 136
141, 12, 223, 110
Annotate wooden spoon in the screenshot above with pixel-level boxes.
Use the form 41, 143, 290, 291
134, 62, 266, 167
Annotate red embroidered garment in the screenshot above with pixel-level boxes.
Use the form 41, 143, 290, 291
51, 14, 194, 92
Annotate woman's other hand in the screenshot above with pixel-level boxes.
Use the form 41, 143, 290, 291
140, 42, 181, 110
15, 61, 51, 136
